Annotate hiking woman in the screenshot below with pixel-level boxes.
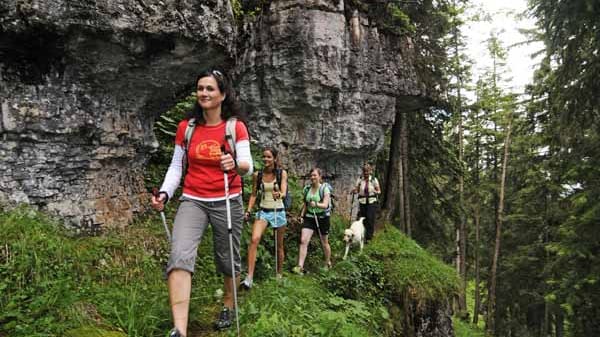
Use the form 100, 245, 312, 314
241, 147, 288, 288
352, 163, 380, 242
151, 68, 253, 337
293, 167, 332, 273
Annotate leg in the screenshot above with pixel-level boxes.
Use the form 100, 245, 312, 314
275, 226, 287, 275
209, 196, 244, 310
246, 219, 268, 280
169, 269, 192, 336
167, 199, 209, 336
343, 243, 350, 260
297, 228, 314, 269
320, 234, 331, 267
366, 204, 377, 240
223, 274, 241, 308
360, 203, 373, 241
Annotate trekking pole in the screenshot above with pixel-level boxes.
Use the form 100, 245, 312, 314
349, 192, 355, 221
273, 183, 279, 278
152, 188, 171, 241
221, 145, 241, 337
311, 210, 325, 252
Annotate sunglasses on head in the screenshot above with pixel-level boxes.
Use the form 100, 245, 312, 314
211, 69, 224, 79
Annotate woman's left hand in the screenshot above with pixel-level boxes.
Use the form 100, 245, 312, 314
220, 153, 236, 171
310, 201, 317, 207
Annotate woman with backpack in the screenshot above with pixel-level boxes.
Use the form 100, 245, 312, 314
293, 167, 332, 274
352, 163, 380, 242
151, 68, 253, 337
242, 147, 288, 288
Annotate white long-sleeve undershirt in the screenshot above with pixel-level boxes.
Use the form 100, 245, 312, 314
159, 139, 253, 201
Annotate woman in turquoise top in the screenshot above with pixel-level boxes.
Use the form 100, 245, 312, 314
293, 167, 332, 273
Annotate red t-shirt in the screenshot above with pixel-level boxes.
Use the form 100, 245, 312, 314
175, 119, 249, 199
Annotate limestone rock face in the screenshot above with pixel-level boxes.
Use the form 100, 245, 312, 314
1, 0, 431, 227
0, 0, 235, 228
237, 0, 425, 205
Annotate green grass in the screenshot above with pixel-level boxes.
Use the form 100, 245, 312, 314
0, 206, 222, 337
1, 205, 460, 336
454, 318, 485, 337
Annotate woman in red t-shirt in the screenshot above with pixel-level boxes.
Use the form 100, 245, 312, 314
151, 68, 253, 337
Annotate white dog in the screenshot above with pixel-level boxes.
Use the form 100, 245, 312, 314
343, 217, 366, 260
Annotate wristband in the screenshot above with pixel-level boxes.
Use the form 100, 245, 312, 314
159, 191, 169, 204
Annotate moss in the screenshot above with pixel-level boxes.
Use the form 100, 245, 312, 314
365, 225, 459, 302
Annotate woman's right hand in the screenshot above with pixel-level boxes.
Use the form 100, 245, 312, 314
151, 193, 166, 211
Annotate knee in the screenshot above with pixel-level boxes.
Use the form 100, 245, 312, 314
250, 234, 262, 246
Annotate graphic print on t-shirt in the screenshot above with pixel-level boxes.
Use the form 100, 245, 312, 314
195, 140, 221, 161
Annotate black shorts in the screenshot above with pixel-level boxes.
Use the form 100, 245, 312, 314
303, 214, 330, 235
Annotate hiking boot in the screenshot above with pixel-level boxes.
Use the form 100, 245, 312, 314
214, 307, 232, 330
292, 266, 304, 275
240, 277, 253, 290
168, 328, 184, 337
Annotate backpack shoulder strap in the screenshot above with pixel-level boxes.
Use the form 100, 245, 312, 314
225, 117, 237, 159
303, 185, 311, 203
182, 118, 197, 177
275, 168, 283, 189
184, 118, 196, 151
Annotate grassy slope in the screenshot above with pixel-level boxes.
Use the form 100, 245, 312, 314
1, 206, 460, 337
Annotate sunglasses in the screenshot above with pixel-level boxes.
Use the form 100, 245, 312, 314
211, 69, 224, 79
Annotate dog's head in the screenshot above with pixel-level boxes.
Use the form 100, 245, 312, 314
343, 228, 354, 243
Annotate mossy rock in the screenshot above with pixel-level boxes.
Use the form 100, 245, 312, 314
64, 327, 127, 337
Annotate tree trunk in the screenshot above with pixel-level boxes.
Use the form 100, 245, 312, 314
451, 18, 467, 313
473, 204, 481, 325
486, 116, 513, 335
401, 110, 411, 236
384, 104, 406, 231
555, 309, 564, 337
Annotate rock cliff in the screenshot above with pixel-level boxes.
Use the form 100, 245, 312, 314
237, 0, 426, 201
0, 0, 235, 228
1, 0, 431, 226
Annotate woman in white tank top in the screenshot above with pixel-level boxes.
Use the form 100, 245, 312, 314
242, 147, 288, 289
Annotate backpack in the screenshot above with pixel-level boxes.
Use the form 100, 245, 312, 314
303, 182, 335, 216
257, 168, 292, 210
182, 117, 237, 178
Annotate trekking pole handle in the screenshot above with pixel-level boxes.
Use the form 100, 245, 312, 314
273, 182, 280, 200
152, 188, 171, 241
220, 145, 231, 173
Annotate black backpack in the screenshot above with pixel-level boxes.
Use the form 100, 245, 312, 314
257, 168, 292, 210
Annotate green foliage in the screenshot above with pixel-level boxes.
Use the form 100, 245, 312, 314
145, 93, 195, 191
454, 318, 485, 337
0, 206, 222, 337
240, 277, 381, 337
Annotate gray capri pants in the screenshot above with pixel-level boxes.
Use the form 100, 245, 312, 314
167, 195, 244, 277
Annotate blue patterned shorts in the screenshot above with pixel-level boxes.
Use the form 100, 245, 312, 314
256, 208, 287, 228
